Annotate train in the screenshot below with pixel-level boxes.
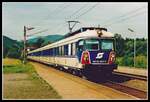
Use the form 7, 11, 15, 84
27, 27, 117, 78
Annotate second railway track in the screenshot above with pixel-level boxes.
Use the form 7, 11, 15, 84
101, 80, 147, 99
112, 71, 147, 81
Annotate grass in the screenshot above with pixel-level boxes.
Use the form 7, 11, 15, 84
3, 65, 29, 73
3, 58, 62, 99
3, 58, 21, 66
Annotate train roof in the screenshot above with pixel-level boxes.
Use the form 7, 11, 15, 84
64, 27, 107, 38
28, 27, 113, 53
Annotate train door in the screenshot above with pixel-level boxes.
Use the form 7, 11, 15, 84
76, 39, 85, 62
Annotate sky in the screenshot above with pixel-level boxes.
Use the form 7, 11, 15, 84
2, 2, 148, 41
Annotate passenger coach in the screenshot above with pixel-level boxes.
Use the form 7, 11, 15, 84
27, 27, 117, 77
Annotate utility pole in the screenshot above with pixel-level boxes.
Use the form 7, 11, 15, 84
128, 28, 136, 68
23, 26, 35, 64
67, 21, 80, 33
23, 26, 27, 64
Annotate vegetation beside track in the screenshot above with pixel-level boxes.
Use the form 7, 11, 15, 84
3, 58, 61, 99
116, 55, 147, 69
115, 34, 147, 69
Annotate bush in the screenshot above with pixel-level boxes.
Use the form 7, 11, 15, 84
116, 55, 147, 69
135, 55, 147, 68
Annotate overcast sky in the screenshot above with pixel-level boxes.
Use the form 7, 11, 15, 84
2, 2, 148, 41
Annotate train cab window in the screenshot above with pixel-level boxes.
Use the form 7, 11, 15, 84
78, 40, 84, 51
101, 39, 114, 50
85, 39, 99, 50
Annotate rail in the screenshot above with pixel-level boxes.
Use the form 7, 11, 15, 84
112, 71, 147, 81
102, 80, 147, 99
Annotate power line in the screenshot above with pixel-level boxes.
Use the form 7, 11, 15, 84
74, 3, 99, 20
27, 3, 73, 37
101, 6, 146, 27
54, 3, 99, 34
30, 3, 70, 27
30, 3, 99, 36
37, 4, 87, 35
101, 6, 145, 26
52, 3, 99, 34
26, 29, 49, 37
46, 4, 88, 33
104, 10, 146, 27
65, 3, 88, 20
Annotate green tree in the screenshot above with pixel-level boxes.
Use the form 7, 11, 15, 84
124, 38, 134, 57
114, 33, 125, 57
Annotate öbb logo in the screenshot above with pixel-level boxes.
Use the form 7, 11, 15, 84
96, 53, 104, 59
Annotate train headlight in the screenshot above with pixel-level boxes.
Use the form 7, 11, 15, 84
97, 30, 102, 37
81, 51, 91, 64
108, 51, 115, 64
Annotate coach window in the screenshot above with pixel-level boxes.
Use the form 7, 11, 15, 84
64, 45, 68, 56
55, 48, 57, 56
41, 50, 44, 56
50, 49, 52, 56
56, 47, 59, 56
49, 49, 51, 56
38, 51, 40, 56
70, 43, 73, 55
59, 46, 61, 55
53, 48, 55, 56
52, 48, 54, 56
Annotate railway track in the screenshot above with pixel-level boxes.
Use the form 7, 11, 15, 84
102, 80, 147, 99
112, 71, 147, 81
75, 71, 147, 99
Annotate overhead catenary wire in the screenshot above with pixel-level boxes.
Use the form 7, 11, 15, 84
103, 10, 146, 27
30, 3, 71, 27
74, 3, 99, 20
28, 3, 146, 38
54, 3, 100, 34
101, 6, 145, 25
27, 3, 73, 37
36, 3, 91, 35
101, 6, 146, 27
65, 3, 89, 20
26, 29, 49, 37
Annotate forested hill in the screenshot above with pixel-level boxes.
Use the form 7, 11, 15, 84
3, 35, 64, 58
27, 34, 63, 45
3, 35, 23, 58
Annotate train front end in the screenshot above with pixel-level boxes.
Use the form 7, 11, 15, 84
77, 29, 117, 77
